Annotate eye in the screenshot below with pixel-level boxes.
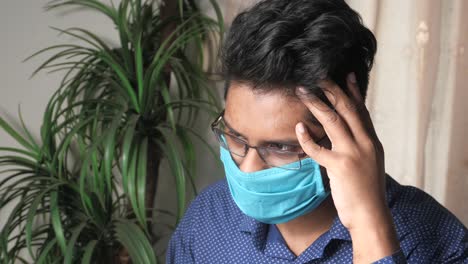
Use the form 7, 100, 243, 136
266, 143, 302, 152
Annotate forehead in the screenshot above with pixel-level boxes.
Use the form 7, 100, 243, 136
224, 82, 316, 141
226, 82, 307, 118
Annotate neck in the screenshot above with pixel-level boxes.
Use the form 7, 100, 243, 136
276, 196, 337, 256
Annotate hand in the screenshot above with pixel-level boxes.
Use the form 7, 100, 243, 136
295, 73, 399, 262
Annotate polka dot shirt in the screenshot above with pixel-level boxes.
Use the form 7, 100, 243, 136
167, 176, 467, 263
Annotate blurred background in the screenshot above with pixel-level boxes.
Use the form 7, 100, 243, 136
1, 0, 466, 240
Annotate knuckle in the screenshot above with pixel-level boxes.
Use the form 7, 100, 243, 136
304, 140, 323, 156
360, 137, 385, 157
345, 102, 359, 112
360, 137, 375, 151
326, 111, 339, 124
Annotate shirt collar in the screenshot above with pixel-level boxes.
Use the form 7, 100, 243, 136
239, 214, 268, 251
239, 212, 258, 233
328, 216, 351, 241
238, 212, 352, 253
239, 212, 351, 239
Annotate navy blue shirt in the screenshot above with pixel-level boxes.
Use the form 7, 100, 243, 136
167, 176, 467, 263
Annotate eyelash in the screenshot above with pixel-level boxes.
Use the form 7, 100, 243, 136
225, 128, 302, 152
266, 143, 301, 152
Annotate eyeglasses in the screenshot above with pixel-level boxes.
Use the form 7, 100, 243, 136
211, 110, 326, 170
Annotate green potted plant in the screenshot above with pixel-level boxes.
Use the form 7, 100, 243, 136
0, 0, 223, 263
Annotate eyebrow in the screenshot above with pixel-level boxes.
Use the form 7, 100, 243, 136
223, 116, 310, 146
223, 117, 247, 139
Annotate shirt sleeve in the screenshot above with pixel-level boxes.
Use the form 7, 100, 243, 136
371, 249, 407, 264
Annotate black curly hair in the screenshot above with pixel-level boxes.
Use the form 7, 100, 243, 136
222, 0, 377, 100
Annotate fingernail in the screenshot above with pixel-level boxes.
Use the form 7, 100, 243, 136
296, 123, 306, 134
348, 73, 357, 84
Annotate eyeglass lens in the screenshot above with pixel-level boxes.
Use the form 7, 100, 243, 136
214, 129, 301, 168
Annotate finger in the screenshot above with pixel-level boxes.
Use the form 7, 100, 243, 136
296, 122, 336, 167
346, 73, 363, 102
345, 73, 379, 140
296, 87, 353, 146
317, 78, 368, 142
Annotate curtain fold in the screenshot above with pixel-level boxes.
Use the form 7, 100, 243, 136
349, 0, 468, 225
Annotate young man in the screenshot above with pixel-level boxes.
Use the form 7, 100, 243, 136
167, 0, 467, 263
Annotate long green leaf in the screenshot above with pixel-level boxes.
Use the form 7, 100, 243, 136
0, 147, 38, 160
0, 155, 42, 171
135, 32, 145, 107
64, 222, 87, 264
81, 240, 97, 264
17, 105, 40, 153
29, 47, 92, 78
136, 136, 148, 230
156, 130, 185, 222
23, 44, 90, 63
103, 111, 122, 194
115, 219, 156, 264
121, 115, 138, 195
147, 25, 210, 97
176, 128, 196, 181
36, 238, 57, 264
161, 82, 176, 132
144, 13, 201, 85
127, 138, 142, 226
97, 52, 140, 112
46, 0, 117, 22
46, 27, 140, 111
78, 156, 97, 224
50, 191, 66, 254
0, 117, 37, 153
25, 182, 63, 260
116, 0, 133, 74
50, 26, 111, 52
181, 125, 220, 170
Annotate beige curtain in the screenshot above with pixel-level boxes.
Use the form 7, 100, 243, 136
217, 0, 468, 225
347, 0, 468, 226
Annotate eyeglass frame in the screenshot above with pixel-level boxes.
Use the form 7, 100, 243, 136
210, 110, 328, 170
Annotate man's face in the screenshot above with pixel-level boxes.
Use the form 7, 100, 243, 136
224, 81, 327, 173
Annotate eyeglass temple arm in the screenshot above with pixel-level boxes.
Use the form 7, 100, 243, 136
211, 110, 225, 129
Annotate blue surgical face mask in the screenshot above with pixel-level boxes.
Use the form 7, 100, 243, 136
220, 147, 330, 224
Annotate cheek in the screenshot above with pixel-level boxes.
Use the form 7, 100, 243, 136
232, 154, 243, 166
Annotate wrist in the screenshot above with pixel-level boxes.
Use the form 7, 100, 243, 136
348, 208, 400, 263
347, 198, 391, 230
